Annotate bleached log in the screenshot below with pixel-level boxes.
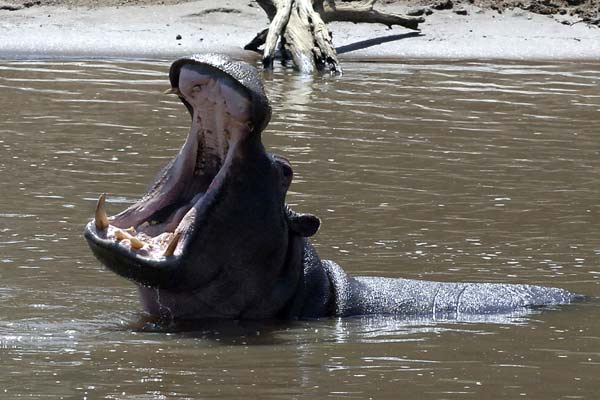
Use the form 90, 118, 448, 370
249, 0, 424, 73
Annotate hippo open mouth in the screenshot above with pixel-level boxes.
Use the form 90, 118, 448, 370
89, 62, 254, 261
83, 55, 294, 293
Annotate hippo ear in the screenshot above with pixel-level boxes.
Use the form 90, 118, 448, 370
289, 213, 321, 237
285, 205, 321, 237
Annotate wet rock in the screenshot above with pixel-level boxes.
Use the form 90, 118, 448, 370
432, 0, 454, 10
583, 16, 600, 26
491, 4, 503, 13
455, 8, 469, 15
528, 1, 558, 15
176, 34, 182, 40
0, 1, 40, 12
407, 7, 433, 16
0, 4, 23, 11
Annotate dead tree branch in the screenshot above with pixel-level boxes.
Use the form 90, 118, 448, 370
249, 0, 425, 73
322, 0, 423, 30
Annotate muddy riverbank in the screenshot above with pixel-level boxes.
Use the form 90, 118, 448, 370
0, 0, 599, 60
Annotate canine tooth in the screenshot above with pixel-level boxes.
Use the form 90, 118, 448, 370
163, 232, 181, 257
95, 193, 109, 230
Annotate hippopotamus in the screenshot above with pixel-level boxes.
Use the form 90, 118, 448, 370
84, 54, 579, 321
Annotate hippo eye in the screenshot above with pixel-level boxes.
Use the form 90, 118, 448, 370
192, 84, 203, 93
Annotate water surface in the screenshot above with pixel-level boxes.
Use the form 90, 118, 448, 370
0, 59, 599, 398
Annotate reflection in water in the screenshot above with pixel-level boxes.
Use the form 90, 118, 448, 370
329, 312, 533, 345
0, 59, 599, 398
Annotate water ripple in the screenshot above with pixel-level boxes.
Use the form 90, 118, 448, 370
0, 58, 598, 399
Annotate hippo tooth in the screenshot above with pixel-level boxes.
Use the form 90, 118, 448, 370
94, 193, 109, 230
129, 236, 144, 250
163, 232, 181, 257
114, 229, 127, 241
114, 229, 145, 250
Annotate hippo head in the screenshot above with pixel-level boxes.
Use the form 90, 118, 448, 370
84, 54, 319, 320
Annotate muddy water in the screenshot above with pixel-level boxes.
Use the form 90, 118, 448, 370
0, 59, 599, 398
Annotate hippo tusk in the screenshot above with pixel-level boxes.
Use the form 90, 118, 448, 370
163, 232, 181, 257
94, 193, 109, 231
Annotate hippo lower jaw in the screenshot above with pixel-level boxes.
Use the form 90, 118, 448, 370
84, 61, 255, 288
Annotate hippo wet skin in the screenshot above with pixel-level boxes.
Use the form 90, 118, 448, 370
84, 54, 578, 321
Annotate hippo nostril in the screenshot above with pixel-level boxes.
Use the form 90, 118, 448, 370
282, 164, 292, 178
272, 155, 294, 190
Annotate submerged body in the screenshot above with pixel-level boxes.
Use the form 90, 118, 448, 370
84, 54, 578, 321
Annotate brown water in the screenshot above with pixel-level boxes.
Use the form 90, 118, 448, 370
0, 59, 599, 399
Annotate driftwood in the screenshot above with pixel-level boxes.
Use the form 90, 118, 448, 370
246, 0, 424, 74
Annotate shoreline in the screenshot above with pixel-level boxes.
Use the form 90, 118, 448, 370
0, 1, 599, 61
